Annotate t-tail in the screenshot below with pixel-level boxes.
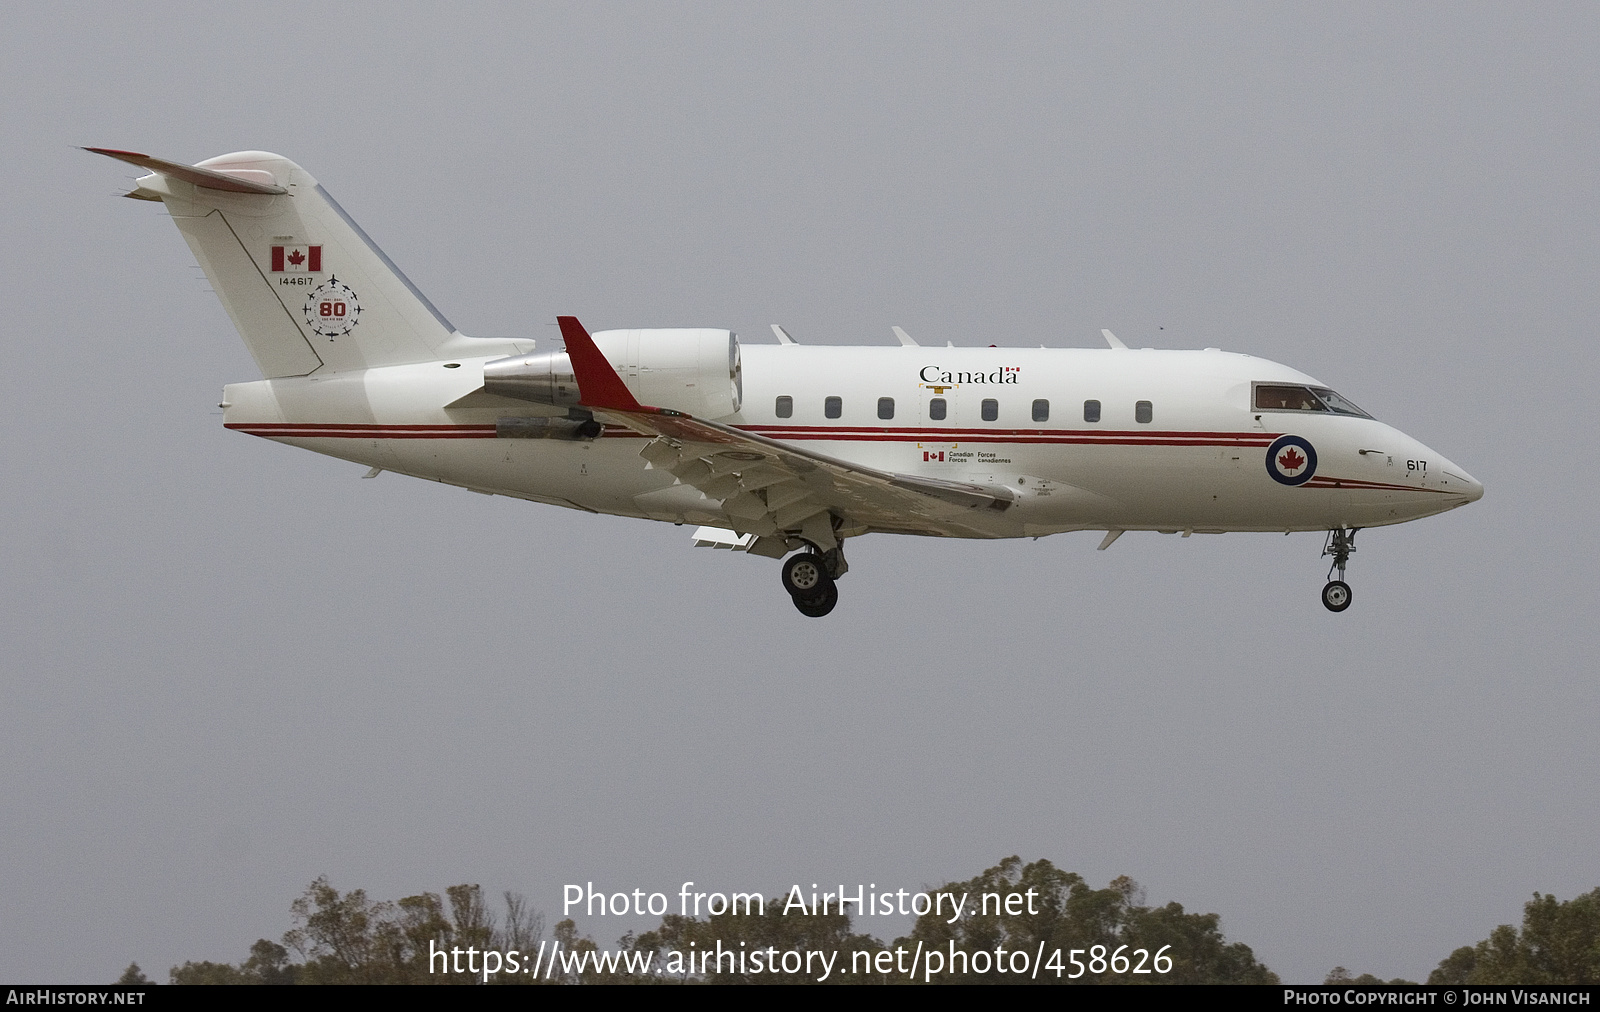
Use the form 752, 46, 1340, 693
89, 148, 467, 377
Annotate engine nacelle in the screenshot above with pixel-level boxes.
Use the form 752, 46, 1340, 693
482, 329, 742, 418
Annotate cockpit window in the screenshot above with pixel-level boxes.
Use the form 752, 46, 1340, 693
1255, 384, 1325, 411
1310, 387, 1371, 417
1254, 383, 1372, 418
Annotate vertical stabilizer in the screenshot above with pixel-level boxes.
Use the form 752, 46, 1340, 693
93, 149, 459, 377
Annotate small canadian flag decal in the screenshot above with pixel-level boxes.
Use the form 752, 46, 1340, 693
271, 245, 322, 272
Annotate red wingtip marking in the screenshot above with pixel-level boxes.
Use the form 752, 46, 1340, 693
557, 316, 644, 411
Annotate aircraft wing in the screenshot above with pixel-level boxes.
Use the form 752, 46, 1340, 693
557, 317, 1015, 547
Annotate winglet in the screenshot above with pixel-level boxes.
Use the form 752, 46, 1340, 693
892, 326, 919, 347
557, 316, 645, 411
84, 147, 288, 195
1101, 329, 1128, 350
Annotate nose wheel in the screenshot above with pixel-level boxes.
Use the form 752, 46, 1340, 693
781, 549, 842, 618
1320, 528, 1359, 612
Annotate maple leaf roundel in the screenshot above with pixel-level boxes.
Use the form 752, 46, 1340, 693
1265, 435, 1318, 486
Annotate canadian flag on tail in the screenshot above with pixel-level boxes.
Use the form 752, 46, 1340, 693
270, 245, 322, 272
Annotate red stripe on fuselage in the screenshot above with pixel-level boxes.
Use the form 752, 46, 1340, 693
1303, 476, 1453, 494
742, 426, 1278, 446
743, 426, 1270, 439
226, 423, 497, 439
225, 421, 1282, 446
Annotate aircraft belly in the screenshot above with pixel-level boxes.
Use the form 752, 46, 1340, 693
399, 436, 664, 514
260, 433, 657, 518
258, 424, 1464, 537
271, 436, 395, 471
908, 439, 1436, 533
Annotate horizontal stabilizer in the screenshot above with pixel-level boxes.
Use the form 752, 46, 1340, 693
85, 148, 287, 194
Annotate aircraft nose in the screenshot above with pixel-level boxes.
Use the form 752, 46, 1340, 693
1441, 461, 1483, 502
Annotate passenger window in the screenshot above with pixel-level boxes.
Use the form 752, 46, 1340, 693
775, 395, 793, 418
1083, 399, 1101, 423
824, 396, 842, 419
981, 399, 998, 421
928, 398, 947, 421
878, 397, 894, 420
1136, 400, 1153, 424
1032, 399, 1049, 422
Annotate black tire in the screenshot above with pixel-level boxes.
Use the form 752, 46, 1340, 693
793, 580, 838, 617
781, 553, 830, 598
1322, 580, 1352, 612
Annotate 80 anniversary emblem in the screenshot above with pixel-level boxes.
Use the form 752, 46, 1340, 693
1265, 434, 1317, 486
304, 276, 362, 338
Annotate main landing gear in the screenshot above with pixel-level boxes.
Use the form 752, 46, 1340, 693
1320, 527, 1359, 613
781, 547, 845, 618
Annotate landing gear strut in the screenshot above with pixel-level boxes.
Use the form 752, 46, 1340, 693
1320, 528, 1359, 612
781, 545, 845, 618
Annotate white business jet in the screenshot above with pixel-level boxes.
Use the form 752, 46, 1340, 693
92, 148, 1482, 617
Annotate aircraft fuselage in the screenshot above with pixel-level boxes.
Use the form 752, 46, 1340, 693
221, 343, 1481, 539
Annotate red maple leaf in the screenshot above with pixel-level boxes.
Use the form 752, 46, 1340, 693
1278, 447, 1306, 472
287, 249, 305, 267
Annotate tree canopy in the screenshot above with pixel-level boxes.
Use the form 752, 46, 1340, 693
894, 856, 1279, 984
156, 859, 1283, 984
1427, 888, 1600, 985
169, 879, 543, 985
150, 873, 1600, 984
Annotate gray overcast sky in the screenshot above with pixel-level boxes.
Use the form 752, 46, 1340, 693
3, 2, 1596, 984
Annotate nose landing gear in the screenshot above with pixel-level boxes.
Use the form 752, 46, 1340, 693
1320, 527, 1359, 612
781, 546, 845, 617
